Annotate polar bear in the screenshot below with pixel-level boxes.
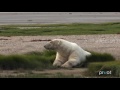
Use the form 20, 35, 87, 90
44, 39, 91, 68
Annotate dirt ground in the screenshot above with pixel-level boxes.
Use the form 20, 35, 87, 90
0, 34, 119, 60
0, 68, 88, 77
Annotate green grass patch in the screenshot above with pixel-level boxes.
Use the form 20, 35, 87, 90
86, 52, 115, 62
88, 61, 120, 77
79, 52, 115, 67
0, 22, 120, 36
0, 51, 56, 70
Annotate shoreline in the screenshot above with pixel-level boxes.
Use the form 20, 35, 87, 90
0, 12, 120, 25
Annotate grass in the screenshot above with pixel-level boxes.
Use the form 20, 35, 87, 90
85, 52, 115, 64
88, 61, 120, 77
75, 52, 115, 67
0, 51, 56, 70
0, 50, 115, 70
0, 22, 120, 36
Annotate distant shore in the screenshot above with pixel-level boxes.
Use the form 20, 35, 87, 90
0, 12, 120, 24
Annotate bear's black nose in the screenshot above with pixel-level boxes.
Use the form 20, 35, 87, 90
44, 45, 46, 48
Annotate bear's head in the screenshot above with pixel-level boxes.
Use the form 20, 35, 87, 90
44, 39, 62, 50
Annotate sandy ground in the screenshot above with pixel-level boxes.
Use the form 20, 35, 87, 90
0, 68, 88, 77
0, 34, 119, 60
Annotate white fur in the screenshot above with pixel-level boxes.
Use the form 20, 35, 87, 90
44, 39, 91, 68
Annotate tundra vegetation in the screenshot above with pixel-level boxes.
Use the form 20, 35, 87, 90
0, 22, 120, 36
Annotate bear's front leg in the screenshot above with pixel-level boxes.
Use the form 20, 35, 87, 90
53, 52, 67, 67
61, 60, 79, 68
61, 61, 72, 68
53, 60, 63, 67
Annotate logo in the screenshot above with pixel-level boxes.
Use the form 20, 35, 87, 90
99, 70, 112, 75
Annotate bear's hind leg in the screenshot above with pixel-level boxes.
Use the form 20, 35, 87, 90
61, 52, 81, 68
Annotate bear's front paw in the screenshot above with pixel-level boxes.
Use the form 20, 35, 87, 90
61, 63, 72, 68
53, 62, 62, 67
